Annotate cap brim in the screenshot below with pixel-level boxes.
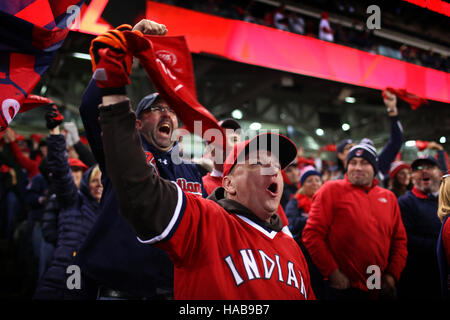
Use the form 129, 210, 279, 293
136, 93, 160, 117
224, 132, 297, 176
411, 157, 439, 169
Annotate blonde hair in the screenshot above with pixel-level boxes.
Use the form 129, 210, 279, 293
438, 176, 450, 222
89, 164, 101, 184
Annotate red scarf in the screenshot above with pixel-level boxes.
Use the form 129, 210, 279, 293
412, 186, 430, 199
293, 193, 312, 213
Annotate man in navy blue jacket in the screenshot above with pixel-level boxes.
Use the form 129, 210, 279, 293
75, 21, 206, 299
398, 154, 447, 299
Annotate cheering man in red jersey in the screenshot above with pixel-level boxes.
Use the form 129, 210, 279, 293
93, 19, 314, 300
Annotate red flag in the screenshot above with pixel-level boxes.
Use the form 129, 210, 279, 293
386, 87, 429, 110
123, 31, 226, 148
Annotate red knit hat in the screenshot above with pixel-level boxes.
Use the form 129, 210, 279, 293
389, 161, 411, 180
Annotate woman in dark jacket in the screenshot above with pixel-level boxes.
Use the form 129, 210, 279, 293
34, 108, 103, 299
285, 166, 322, 241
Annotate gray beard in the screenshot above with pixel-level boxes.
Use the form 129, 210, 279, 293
417, 184, 439, 195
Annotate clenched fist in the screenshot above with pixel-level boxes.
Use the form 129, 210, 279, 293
382, 90, 398, 117
132, 19, 168, 35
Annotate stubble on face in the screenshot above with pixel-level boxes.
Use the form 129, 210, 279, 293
347, 158, 374, 187
412, 166, 441, 194
137, 104, 178, 152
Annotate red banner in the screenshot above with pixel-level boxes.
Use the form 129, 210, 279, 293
402, 0, 450, 17
143, 1, 449, 104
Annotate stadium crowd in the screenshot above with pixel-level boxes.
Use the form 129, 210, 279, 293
0, 18, 449, 301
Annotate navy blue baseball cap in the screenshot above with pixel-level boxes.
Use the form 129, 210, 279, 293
135, 93, 161, 117
411, 156, 439, 170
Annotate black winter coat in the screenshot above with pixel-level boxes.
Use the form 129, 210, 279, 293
34, 134, 100, 299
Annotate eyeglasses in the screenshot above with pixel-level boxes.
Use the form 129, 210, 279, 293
249, 161, 281, 171
149, 105, 175, 114
413, 164, 436, 171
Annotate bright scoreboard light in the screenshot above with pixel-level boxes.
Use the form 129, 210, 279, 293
71, 0, 450, 103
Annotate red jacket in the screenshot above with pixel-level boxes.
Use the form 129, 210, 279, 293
302, 175, 407, 291
444, 218, 450, 271
202, 172, 223, 196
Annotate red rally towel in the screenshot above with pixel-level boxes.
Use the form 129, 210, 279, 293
385, 87, 429, 110
123, 31, 226, 148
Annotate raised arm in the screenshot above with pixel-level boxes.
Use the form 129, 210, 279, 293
45, 106, 78, 208
378, 90, 404, 175
3, 128, 40, 178
99, 97, 179, 240
426, 141, 448, 174
79, 20, 168, 173
79, 79, 106, 171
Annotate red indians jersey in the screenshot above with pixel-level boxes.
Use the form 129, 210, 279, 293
139, 184, 315, 300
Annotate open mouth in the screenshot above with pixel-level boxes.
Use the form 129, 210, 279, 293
158, 123, 171, 136
266, 182, 278, 195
